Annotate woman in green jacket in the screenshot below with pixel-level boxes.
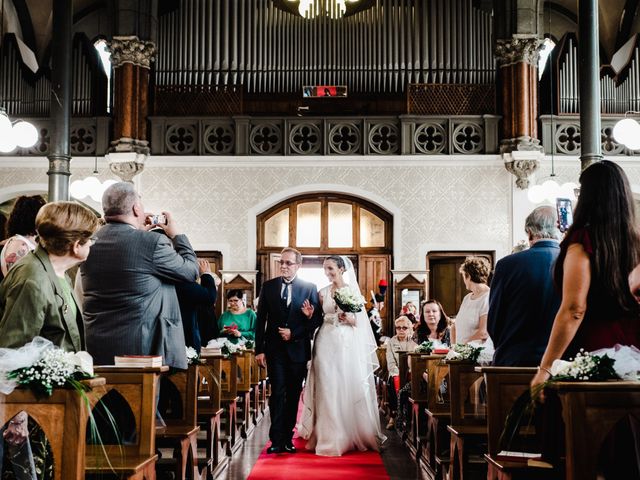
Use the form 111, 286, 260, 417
218, 289, 256, 344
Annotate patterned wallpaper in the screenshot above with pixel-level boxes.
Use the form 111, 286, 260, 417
0, 158, 513, 270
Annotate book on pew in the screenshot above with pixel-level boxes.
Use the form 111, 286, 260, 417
495, 451, 553, 468
114, 355, 163, 367
200, 347, 222, 356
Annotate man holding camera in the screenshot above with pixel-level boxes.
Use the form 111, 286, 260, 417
80, 182, 199, 369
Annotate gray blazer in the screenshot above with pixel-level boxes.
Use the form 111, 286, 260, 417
80, 222, 198, 368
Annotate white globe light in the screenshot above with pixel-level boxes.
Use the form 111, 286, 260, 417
12, 121, 38, 148
613, 118, 640, 148
70, 179, 88, 199
541, 180, 560, 202
0, 111, 11, 137
527, 184, 547, 203
0, 134, 17, 153
559, 182, 578, 201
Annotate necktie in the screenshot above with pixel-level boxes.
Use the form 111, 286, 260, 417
282, 280, 291, 306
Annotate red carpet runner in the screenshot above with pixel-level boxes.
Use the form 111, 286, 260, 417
247, 436, 389, 479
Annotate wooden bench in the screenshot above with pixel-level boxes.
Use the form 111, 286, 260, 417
235, 350, 254, 439
478, 366, 558, 480
85, 365, 167, 480
544, 380, 640, 480
197, 353, 228, 478
446, 360, 487, 480
405, 352, 431, 460
375, 346, 389, 416
0, 378, 104, 480
156, 364, 206, 480
248, 349, 263, 425
422, 354, 450, 478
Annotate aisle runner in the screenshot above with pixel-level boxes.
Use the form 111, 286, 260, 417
247, 436, 390, 479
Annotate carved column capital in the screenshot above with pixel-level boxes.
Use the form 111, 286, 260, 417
502, 150, 544, 189
108, 35, 156, 69
106, 151, 148, 182
495, 35, 544, 67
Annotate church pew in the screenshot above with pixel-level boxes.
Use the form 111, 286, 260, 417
544, 380, 640, 480
156, 364, 206, 480
258, 362, 269, 415
197, 353, 229, 479
0, 377, 105, 480
248, 349, 263, 425
445, 360, 487, 480
375, 346, 389, 416
218, 354, 241, 455
421, 354, 450, 478
405, 352, 430, 461
477, 366, 558, 480
235, 350, 254, 439
85, 366, 168, 480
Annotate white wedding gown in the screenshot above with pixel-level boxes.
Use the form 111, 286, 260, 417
298, 285, 385, 456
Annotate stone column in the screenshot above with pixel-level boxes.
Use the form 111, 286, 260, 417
106, 35, 155, 182
496, 35, 544, 189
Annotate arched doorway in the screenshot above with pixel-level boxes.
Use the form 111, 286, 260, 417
256, 192, 393, 332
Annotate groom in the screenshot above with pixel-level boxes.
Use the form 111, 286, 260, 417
255, 247, 322, 453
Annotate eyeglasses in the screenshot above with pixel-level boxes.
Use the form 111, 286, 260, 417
395, 326, 409, 330
277, 260, 299, 266
88, 236, 98, 246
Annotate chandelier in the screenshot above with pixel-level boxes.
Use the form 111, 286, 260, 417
285, 0, 364, 19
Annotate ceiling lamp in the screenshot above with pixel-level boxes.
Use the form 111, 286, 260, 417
288, 0, 361, 19
613, 115, 640, 150
0, 109, 38, 153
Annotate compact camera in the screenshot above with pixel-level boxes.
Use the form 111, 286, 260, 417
148, 214, 167, 226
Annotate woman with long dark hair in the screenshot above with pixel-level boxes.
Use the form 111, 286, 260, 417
416, 299, 450, 344
531, 160, 640, 389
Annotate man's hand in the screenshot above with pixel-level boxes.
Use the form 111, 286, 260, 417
3, 411, 28, 446
301, 299, 314, 319
255, 353, 267, 368
198, 258, 211, 275
278, 327, 292, 341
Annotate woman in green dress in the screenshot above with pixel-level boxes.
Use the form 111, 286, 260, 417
217, 289, 256, 344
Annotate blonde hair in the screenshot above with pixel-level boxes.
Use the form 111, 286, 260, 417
459, 256, 491, 284
394, 315, 413, 333
36, 201, 100, 255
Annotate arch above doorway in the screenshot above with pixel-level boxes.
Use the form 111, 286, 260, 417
247, 183, 401, 268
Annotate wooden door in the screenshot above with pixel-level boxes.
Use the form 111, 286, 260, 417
359, 254, 391, 334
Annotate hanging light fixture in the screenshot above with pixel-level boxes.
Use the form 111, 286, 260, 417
613, 113, 640, 150
70, 155, 117, 202
0, 0, 38, 153
289, 0, 361, 19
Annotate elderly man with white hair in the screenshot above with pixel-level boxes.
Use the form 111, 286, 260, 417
487, 205, 561, 366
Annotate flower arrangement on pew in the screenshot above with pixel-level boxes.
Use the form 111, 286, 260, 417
1, 337, 94, 398
333, 287, 365, 313
415, 340, 434, 354
221, 339, 240, 357
445, 343, 484, 363
185, 346, 201, 366
500, 345, 640, 452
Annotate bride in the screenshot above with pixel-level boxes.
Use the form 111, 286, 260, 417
297, 255, 385, 456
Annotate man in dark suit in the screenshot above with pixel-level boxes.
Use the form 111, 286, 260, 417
255, 247, 322, 454
488, 205, 561, 366
81, 182, 199, 369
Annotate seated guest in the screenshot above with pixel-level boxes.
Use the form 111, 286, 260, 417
452, 256, 492, 347
217, 289, 257, 344
488, 206, 561, 366
0, 195, 46, 278
0, 201, 99, 350
402, 301, 418, 326
385, 315, 417, 429
416, 299, 451, 345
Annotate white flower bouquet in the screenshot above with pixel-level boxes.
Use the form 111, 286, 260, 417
549, 349, 619, 381
415, 341, 434, 354
1, 337, 94, 397
186, 346, 200, 365
445, 343, 485, 363
221, 339, 240, 357
333, 287, 365, 313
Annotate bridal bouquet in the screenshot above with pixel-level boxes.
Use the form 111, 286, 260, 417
1, 337, 94, 397
333, 287, 365, 313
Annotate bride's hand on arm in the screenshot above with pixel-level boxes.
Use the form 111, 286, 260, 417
339, 312, 356, 325
301, 299, 315, 318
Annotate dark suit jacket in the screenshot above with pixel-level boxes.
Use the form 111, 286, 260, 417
0, 247, 83, 351
81, 222, 199, 368
488, 239, 561, 366
175, 273, 217, 352
255, 276, 322, 363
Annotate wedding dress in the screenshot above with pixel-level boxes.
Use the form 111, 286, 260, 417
298, 259, 385, 456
